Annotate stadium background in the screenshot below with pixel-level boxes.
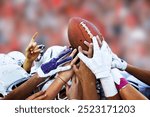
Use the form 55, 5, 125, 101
0, 0, 150, 69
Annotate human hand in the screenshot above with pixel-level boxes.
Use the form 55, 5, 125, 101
78, 36, 112, 79
66, 76, 82, 100
57, 49, 78, 83
26, 91, 47, 100
37, 48, 73, 78
111, 53, 127, 71
25, 32, 41, 62
73, 44, 98, 100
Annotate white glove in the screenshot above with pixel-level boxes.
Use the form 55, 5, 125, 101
78, 36, 118, 97
111, 53, 127, 71
78, 36, 112, 79
111, 68, 124, 85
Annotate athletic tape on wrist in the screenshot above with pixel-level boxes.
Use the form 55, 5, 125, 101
116, 78, 128, 90
100, 76, 118, 97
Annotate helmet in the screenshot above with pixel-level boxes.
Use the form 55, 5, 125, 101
0, 64, 29, 96
7, 51, 26, 66
0, 54, 16, 66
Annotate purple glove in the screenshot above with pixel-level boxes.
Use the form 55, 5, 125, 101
37, 48, 72, 77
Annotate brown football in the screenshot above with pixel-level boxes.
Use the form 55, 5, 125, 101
68, 17, 103, 50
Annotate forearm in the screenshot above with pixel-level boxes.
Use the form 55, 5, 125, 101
80, 77, 98, 100
119, 84, 148, 100
4, 73, 44, 100
23, 58, 33, 73
44, 76, 65, 100
126, 64, 150, 85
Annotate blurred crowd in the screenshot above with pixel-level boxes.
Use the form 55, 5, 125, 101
0, 0, 150, 69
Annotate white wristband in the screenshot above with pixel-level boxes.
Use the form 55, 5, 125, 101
100, 76, 118, 97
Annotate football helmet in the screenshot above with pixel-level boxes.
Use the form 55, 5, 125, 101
0, 54, 16, 66
7, 51, 26, 66
0, 64, 29, 96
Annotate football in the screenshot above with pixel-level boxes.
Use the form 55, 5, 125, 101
68, 17, 103, 50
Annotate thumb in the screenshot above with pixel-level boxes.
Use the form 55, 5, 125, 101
73, 65, 79, 74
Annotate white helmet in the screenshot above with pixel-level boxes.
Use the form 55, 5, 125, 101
0, 54, 17, 66
7, 51, 26, 66
0, 64, 29, 96
31, 46, 67, 74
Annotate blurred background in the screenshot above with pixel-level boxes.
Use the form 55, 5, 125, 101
0, 0, 150, 69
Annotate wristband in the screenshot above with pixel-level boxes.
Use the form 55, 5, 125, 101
57, 75, 66, 84
116, 78, 128, 90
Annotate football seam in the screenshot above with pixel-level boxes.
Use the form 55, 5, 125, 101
78, 22, 91, 43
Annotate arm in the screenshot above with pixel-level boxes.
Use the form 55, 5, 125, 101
78, 37, 118, 99
4, 73, 45, 100
111, 68, 148, 100
44, 49, 78, 100
23, 32, 41, 72
111, 53, 150, 85
26, 90, 47, 100
73, 61, 98, 100
119, 84, 148, 100
4, 48, 76, 100
126, 64, 150, 85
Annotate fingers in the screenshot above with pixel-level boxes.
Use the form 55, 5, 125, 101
26, 90, 46, 100
75, 76, 79, 84
35, 93, 47, 100
77, 46, 89, 62
31, 32, 38, 42
77, 52, 89, 64
101, 41, 112, 56
72, 76, 76, 83
33, 49, 41, 53
63, 48, 77, 66
70, 56, 79, 66
73, 65, 79, 74
57, 56, 73, 66
28, 42, 41, 55
56, 48, 72, 61
27, 42, 37, 51
69, 49, 77, 57
26, 32, 38, 51
78, 46, 83, 52
83, 41, 93, 57
65, 84, 69, 95
84, 41, 90, 47
57, 65, 72, 72
92, 36, 100, 52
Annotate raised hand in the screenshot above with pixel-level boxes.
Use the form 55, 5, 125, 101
111, 53, 127, 71
78, 36, 112, 79
66, 76, 82, 100
77, 36, 118, 97
56, 49, 78, 83
37, 48, 75, 78
25, 32, 41, 62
